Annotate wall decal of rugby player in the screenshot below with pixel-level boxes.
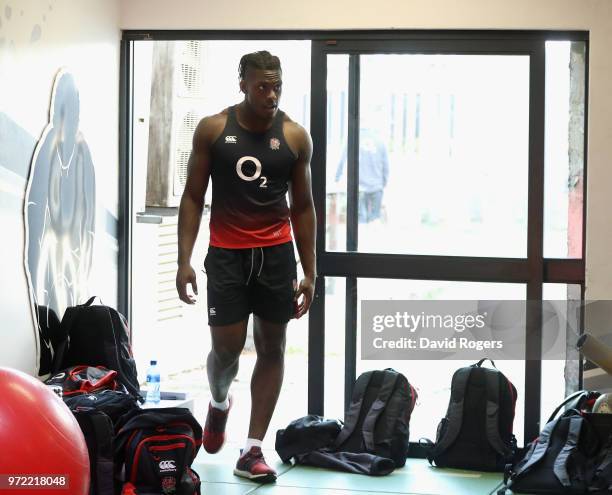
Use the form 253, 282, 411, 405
23, 69, 96, 375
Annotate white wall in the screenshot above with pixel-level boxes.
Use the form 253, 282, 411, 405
121, 0, 612, 299
0, 0, 120, 374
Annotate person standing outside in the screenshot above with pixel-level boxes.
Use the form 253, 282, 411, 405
336, 126, 390, 223
176, 51, 316, 483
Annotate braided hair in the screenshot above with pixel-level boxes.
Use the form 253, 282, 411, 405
238, 51, 282, 80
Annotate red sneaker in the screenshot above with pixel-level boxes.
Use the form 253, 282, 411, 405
234, 446, 277, 483
202, 395, 232, 454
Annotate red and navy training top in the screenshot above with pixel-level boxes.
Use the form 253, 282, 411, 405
208, 105, 297, 248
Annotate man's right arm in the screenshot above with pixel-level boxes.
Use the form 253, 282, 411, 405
176, 117, 213, 304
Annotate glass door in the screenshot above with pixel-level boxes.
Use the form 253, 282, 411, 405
309, 38, 546, 445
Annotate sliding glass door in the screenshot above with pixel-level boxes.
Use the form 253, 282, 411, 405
308, 37, 586, 446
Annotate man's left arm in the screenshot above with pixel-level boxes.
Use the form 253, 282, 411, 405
289, 125, 316, 319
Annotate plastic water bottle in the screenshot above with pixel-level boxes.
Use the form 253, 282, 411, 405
145, 360, 161, 404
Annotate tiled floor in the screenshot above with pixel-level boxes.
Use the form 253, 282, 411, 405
192, 442, 505, 495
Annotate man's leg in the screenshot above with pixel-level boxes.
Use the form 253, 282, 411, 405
248, 315, 287, 440
365, 191, 374, 222
370, 189, 383, 221
234, 243, 295, 483
203, 319, 248, 454
207, 319, 248, 401
233, 315, 285, 483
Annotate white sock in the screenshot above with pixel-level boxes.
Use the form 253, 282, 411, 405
210, 395, 229, 411
244, 438, 262, 453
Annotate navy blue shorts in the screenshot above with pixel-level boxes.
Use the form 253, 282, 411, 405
204, 241, 298, 326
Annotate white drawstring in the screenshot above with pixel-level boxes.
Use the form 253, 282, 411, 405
245, 248, 254, 285
257, 247, 265, 277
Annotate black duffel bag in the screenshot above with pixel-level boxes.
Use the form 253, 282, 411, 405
64, 389, 139, 423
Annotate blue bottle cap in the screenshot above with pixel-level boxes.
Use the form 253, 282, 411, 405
150, 360, 157, 365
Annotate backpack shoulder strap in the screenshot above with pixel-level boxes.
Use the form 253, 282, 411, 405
485, 371, 511, 457
100, 306, 143, 403
89, 413, 115, 495
50, 305, 82, 375
74, 411, 115, 495
430, 366, 472, 461
332, 372, 374, 449
553, 415, 584, 487
511, 414, 560, 478
547, 390, 589, 424
361, 370, 401, 452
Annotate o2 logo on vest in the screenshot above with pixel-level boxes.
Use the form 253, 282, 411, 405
236, 156, 267, 188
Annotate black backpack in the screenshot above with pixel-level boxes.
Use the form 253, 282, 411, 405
500, 390, 612, 495
425, 358, 517, 472
51, 296, 142, 402
331, 368, 417, 468
502, 409, 599, 494
115, 408, 203, 495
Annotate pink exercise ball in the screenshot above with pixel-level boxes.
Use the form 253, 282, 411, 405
0, 367, 89, 494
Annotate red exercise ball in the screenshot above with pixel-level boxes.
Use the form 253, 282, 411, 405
0, 367, 89, 495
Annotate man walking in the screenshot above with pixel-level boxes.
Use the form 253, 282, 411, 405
176, 51, 316, 483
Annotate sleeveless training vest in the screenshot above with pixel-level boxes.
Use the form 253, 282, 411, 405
208, 105, 296, 248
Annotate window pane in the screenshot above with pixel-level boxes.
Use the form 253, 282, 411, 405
326, 55, 349, 252
194, 40, 311, 129
327, 54, 530, 257
355, 279, 526, 444
544, 42, 586, 258
325, 277, 346, 419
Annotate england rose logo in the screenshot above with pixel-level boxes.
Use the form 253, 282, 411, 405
270, 137, 280, 150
